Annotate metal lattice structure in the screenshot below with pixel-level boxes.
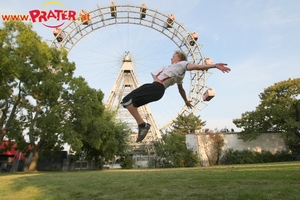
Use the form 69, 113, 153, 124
106, 52, 162, 145
49, 3, 211, 139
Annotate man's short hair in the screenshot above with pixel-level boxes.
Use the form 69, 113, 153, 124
175, 51, 187, 61
204, 57, 213, 64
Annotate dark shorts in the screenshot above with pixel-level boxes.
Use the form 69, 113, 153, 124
121, 82, 165, 108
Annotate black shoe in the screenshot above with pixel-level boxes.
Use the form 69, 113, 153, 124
136, 123, 151, 142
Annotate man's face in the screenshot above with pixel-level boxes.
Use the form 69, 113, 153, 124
171, 53, 181, 64
204, 58, 213, 65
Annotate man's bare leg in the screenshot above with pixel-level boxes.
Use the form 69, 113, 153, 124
126, 104, 144, 125
126, 104, 151, 142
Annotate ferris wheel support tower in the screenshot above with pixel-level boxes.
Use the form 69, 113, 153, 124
106, 52, 161, 143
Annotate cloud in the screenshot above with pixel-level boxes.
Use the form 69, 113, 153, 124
262, 7, 300, 27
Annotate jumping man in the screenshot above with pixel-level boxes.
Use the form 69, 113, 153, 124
121, 51, 230, 142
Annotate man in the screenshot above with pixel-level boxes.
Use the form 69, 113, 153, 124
121, 51, 230, 142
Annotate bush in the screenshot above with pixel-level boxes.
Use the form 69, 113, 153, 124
120, 154, 134, 169
220, 149, 295, 165
183, 149, 200, 167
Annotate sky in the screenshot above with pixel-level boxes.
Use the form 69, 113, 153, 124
1, 0, 300, 132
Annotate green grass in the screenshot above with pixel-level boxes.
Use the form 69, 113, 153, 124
1, 162, 300, 200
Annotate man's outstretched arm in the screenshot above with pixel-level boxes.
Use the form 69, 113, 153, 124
177, 84, 193, 109
186, 63, 230, 73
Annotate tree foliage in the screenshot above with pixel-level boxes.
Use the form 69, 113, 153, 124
233, 78, 300, 153
120, 154, 134, 169
0, 21, 130, 171
73, 104, 131, 169
172, 113, 206, 134
200, 132, 224, 166
154, 114, 202, 167
62, 77, 131, 169
0, 20, 76, 170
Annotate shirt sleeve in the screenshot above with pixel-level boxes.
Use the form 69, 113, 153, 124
181, 61, 189, 70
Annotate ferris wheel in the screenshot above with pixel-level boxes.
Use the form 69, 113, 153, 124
50, 3, 213, 138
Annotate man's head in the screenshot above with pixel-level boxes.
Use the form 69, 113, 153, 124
204, 57, 213, 65
171, 51, 187, 64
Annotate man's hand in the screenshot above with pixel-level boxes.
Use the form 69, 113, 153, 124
185, 100, 193, 109
216, 63, 230, 73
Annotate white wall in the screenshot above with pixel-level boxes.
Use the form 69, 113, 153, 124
186, 134, 198, 153
186, 132, 287, 166
223, 133, 286, 153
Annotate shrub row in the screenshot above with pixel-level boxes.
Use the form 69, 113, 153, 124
220, 148, 295, 165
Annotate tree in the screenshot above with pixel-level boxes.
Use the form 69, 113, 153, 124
1, 21, 24, 141
63, 77, 131, 169
120, 154, 134, 169
154, 133, 185, 167
200, 132, 224, 166
77, 110, 131, 169
172, 113, 206, 134
0, 20, 76, 171
154, 114, 203, 167
1, 21, 131, 171
233, 78, 300, 153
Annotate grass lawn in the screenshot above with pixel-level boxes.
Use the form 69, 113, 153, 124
0, 162, 299, 200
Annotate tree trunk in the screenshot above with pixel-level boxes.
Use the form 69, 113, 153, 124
28, 150, 39, 171
94, 155, 100, 170
0, 129, 6, 141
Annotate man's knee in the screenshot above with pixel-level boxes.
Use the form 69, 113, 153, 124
121, 97, 133, 108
